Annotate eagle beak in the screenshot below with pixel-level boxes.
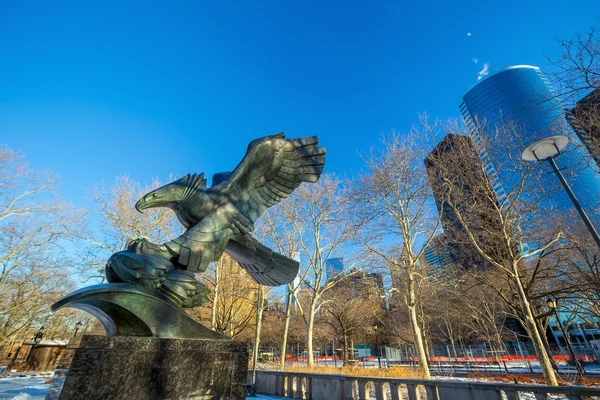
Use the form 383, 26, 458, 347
135, 198, 145, 214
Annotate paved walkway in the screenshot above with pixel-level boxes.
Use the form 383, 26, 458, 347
0, 376, 49, 400
0, 375, 283, 400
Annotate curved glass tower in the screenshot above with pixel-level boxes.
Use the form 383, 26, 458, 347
459, 65, 600, 225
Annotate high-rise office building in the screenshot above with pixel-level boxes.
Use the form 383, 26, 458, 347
459, 65, 600, 225
567, 88, 600, 169
421, 234, 453, 275
425, 134, 505, 270
325, 257, 344, 282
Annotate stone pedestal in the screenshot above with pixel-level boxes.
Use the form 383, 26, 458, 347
54, 336, 83, 370
46, 335, 248, 400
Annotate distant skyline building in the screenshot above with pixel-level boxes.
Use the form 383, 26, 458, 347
459, 65, 600, 225
343, 269, 384, 300
325, 257, 344, 282
365, 272, 384, 292
566, 88, 600, 169
425, 134, 505, 270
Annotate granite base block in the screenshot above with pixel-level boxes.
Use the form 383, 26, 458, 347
46, 335, 248, 400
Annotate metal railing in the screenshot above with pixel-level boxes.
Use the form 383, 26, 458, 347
251, 369, 600, 400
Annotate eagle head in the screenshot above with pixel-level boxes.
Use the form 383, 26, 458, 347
135, 173, 207, 213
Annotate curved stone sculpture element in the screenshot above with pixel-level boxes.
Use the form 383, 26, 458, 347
52, 283, 230, 340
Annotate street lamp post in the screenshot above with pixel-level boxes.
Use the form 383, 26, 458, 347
34, 326, 45, 343
248, 285, 264, 398
522, 135, 600, 249
547, 297, 585, 379
74, 321, 82, 337
26, 325, 45, 368
373, 324, 381, 368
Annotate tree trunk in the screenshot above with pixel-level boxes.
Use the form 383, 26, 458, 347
512, 269, 558, 386
424, 334, 433, 363
210, 260, 220, 330
279, 284, 293, 370
409, 304, 431, 378
420, 311, 433, 363
536, 317, 560, 371
251, 285, 265, 387
451, 339, 458, 360
407, 270, 431, 379
342, 335, 348, 366
306, 300, 317, 369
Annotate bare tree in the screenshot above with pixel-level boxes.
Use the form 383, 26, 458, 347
197, 254, 259, 339
0, 265, 76, 341
250, 284, 265, 384
0, 145, 80, 341
462, 281, 512, 356
256, 203, 302, 370
321, 273, 382, 365
352, 118, 444, 378
427, 282, 472, 360
68, 175, 182, 281
428, 120, 567, 385
279, 174, 366, 368
258, 303, 286, 351
547, 23, 600, 172
549, 22, 600, 104
561, 221, 600, 325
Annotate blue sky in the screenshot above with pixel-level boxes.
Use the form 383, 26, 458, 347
0, 0, 598, 204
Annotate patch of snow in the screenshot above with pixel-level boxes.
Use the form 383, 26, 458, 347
0, 376, 49, 400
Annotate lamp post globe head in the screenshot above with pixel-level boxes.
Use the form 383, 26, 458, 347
546, 297, 557, 310
522, 136, 569, 161
75, 321, 82, 330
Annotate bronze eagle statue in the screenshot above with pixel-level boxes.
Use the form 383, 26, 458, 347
105, 133, 325, 308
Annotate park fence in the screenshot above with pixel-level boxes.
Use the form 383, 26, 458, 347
384, 344, 600, 374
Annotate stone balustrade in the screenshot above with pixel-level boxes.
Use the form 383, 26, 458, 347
249, 369, 600, 400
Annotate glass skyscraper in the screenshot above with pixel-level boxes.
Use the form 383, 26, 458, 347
325, 257, 344, 282
459, 65, 600, 225
422, 235, 453, 275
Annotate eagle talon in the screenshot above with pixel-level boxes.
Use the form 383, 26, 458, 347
105, 251, 174, 290
160, 270, 209, 308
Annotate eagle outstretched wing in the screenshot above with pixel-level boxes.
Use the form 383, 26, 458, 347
210, 133, 326, 225
208, 133, 325, 285
224, 234, 299, 286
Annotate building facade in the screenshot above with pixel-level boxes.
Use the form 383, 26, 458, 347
425, 134, 505, 270
325, 257, 344, 282
459, 65, 600, 350
421, 234, 454, 275
341, 269, 384, 300
567, 88, 600, 169
459, 65, 600, 225
549, 310, 600, 352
